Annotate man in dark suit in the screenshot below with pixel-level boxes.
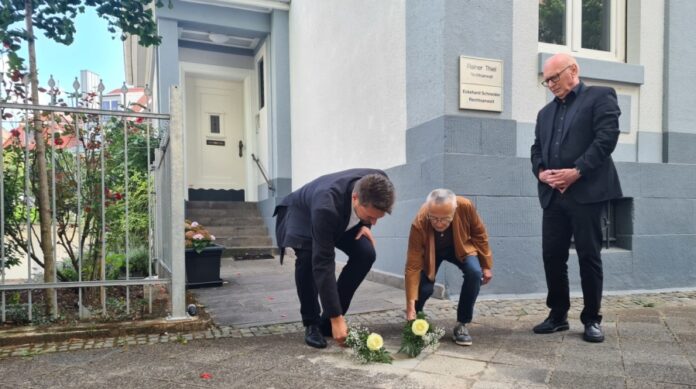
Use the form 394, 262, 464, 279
274, 169, 395, 348
531, 53, 622, 343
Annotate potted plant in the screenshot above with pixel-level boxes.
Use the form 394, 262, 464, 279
185, 220, 224, 288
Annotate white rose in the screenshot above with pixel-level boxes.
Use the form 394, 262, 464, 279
366, 333, 384, 351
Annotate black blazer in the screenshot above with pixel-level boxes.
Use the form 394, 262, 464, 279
274, 168, 388, 317
531, 83, 623, 209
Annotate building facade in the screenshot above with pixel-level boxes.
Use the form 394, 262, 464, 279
128, 0, 696, 298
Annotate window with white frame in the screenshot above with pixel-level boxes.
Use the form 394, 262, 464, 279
538, 0, 626, 61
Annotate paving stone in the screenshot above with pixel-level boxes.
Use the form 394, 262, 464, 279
413, 354, 487, 379
548, 371, 625, 389
406, 370, 476, 389
624, 359, 696, 386
477, 363, 550, 386
626, 378, 696, 389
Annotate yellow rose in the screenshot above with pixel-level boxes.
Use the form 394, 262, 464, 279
366, 333, 384, 351
411, 319, 429, 336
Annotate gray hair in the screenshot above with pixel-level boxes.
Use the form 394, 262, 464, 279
425, 188, 457, 208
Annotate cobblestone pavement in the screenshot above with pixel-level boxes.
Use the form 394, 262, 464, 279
1, 289, 695, 359
1, 290, 696, 388
1, 257, 695, 388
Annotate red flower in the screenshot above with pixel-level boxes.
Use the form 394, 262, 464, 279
199, 373, 212, 380
10, 129, 20, 137
54, 138, 64, 146
135, 117, 144, 124
114, 193, 123, 200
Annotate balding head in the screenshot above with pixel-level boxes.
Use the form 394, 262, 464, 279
542, 53, 580, 100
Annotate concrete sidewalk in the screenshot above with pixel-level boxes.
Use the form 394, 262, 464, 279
191, 256, 409, 327
1, 293, 695, 388
1, 258, 695, 388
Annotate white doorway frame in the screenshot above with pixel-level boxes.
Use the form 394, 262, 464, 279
179, 62, 258, 201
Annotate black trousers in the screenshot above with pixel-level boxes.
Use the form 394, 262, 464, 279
543, 193, 605, 324
294, 224, 376, 328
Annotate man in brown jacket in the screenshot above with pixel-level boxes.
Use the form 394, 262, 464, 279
405, 189, 493, 345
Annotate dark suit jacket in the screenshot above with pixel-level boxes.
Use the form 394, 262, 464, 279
531, 82, 623, 209
274, 168, 388, 317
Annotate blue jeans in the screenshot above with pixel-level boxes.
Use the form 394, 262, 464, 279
415, 255, 482, 324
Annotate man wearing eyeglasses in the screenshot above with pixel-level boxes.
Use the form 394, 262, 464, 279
404, 189, 493, 346
531, 53, 622, 343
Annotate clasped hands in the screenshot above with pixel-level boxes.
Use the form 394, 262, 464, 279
539, 168, 581, 193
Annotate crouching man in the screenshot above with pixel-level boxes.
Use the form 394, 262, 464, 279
405, 189, 493, 345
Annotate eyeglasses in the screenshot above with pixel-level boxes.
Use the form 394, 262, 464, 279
427, 214, 454, 224
541, 65, 573, 87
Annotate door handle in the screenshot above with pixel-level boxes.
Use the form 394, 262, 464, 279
239, 140, 244, 157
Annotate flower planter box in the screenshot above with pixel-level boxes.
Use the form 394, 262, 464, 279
185, 244, 224, 288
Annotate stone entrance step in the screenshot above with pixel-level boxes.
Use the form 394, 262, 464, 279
222, 246, 277, 260
185, 201, 276, 260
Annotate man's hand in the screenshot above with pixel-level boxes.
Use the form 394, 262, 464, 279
538, 168, 554, 185
482, 268, 493, 285
330, 315, 348, 345
406, 300, 416, 321
355, 226, 375, 247
539, 169, 560, 190
546, 168, 581, 193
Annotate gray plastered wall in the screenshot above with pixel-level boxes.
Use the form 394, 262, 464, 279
365, 0, 696, 301
261, 0, 696, 301
376, 117, 696, 299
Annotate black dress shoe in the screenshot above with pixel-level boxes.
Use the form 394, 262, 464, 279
533, 316, 570, 334
583, 322, 605, 343
304, 325, 327, 349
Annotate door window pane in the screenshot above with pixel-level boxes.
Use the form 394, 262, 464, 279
539, 0, 566, 45
257, 59, 265, 110
210, 115, 220, 134
582, 0, 612, 51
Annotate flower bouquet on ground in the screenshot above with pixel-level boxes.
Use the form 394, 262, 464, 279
345, 325, 393, 364
398, 312, 446, 357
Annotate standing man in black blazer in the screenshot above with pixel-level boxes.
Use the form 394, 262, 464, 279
274, 169, 395, 348
531, 53, 622, 343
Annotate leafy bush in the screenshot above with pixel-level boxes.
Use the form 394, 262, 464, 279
105, 246, 151, 279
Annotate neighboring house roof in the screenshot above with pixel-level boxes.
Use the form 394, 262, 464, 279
2, 116, 80, 150
104, 87, 144, 96
103, 87, 149, 112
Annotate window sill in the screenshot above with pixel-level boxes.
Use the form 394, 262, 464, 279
538, 52, 644, 86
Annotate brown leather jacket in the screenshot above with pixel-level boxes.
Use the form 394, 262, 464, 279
404, 196, 493, 301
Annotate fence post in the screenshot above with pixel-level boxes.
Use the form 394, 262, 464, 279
168, 86, 187, 320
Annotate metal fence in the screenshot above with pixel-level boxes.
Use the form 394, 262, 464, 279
0, 84, 186, 323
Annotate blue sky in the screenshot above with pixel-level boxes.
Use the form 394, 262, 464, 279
19, 8, 127, 94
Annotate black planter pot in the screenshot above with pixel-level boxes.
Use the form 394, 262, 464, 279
185, 244, 224, 288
